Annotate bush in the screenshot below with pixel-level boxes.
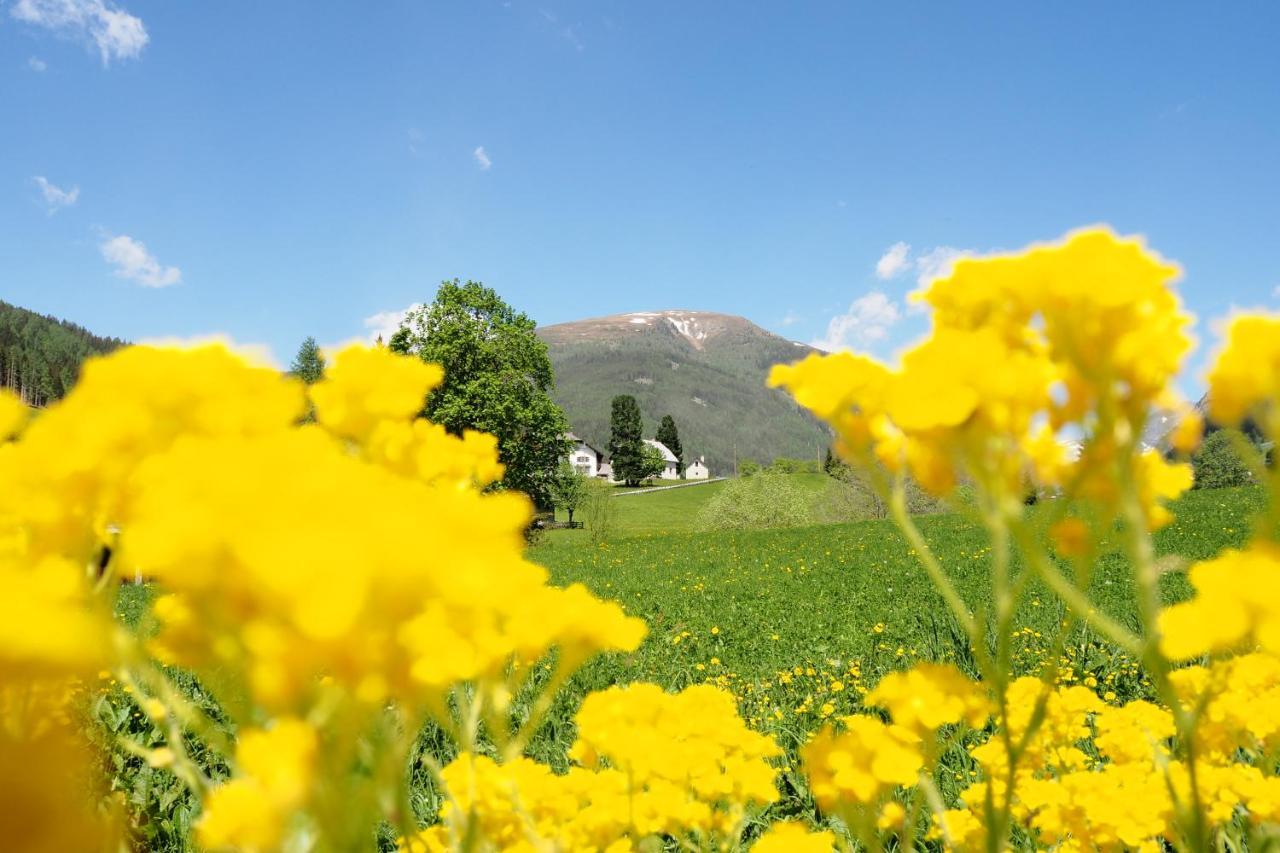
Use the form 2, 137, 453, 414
696, 470, 812, 530
738, 459, 761, 477
581, 478, 618, 544
1192, 429, 1254, 489
768, 457, 822, 474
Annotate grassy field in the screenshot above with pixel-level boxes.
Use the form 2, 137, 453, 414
532, 486, 1265, 746
551, 472, 838, 536
108, 485, 1266, 846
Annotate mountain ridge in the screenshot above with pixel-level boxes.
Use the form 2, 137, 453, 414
538, 309, 829, 474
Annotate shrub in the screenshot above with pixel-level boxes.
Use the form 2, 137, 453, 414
581, 478, 618, 544
1192, 429, 1254, 489
696, 470, 812, 530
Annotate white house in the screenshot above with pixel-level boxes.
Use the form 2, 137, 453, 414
686, 456, 710, 480
565, 433, 603, 477
644, 439, 681, 480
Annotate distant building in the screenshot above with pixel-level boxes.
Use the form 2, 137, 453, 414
686, 456, 710, 480
565, 433, 603, 477
644, 439, 680, 480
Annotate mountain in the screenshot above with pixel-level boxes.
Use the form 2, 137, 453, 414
538, 310, 829, 475
0, 300, 124, 407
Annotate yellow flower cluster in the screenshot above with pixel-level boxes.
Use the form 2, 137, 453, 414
407, 684, 782, 850
864, 662, 990, 736
769, 228, 1195, 527
1158, 543, 1280, 660
0, 342, 646, 850
803, 716, 922, 808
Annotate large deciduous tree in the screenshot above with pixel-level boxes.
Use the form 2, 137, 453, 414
655, 414, 684, 475
389, 280, 570, 508
609, 394, 646, 486
289, 336, 326, 384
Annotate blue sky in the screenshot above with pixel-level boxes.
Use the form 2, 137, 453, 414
3, 1, 1278, 387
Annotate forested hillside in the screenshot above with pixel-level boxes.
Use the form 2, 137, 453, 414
0, 300, 124, 407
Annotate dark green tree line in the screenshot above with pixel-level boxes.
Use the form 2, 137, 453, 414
0, 300, 123, 407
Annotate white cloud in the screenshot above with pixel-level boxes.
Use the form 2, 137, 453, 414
473, 146, 492, 170
811, 292, 901, 352
32, 176, 78, 213
11, 0, 148, 65
100, 234, 181, 288
914, 245, 972, 287
363, 303, 425, 344
27, 56, 47, 71
875, 241, 911, 280
780, 310, 801, 327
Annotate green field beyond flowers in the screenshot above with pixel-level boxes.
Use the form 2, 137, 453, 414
533, 486, 1263, 746
111, 485, 1264, 847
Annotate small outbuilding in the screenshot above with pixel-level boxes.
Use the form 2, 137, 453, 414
686, 456, 710, 480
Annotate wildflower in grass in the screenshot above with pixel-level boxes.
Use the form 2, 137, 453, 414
198, 719, 317, 851
803, 716, 922, 808
865, 662, 990, 735
1158, 544, 1280, 660
751, 820, 837, 852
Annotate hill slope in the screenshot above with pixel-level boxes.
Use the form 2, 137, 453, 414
539, 310, 828, 474
0, 300, 124, 406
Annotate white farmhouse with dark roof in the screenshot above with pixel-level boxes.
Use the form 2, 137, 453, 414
565, 433, 603, 477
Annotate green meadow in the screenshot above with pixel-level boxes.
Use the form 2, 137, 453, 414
532, 485, 1264, 742
110, 483, 1266, 847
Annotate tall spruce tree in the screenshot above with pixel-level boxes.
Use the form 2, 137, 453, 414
609, 394, 646, 486
289, 336, 326, 384
655, 414, 684, 475
389, 280, 570, 509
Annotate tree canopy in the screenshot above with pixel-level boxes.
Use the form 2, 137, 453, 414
0, 299, 123, 407
389, 280, 569, 508
609, 394, 647, 486
655, 414, 684, 475
289, 336, 325, 384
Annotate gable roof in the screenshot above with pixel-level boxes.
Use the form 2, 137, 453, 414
565, 432, 601, 456
644, 438, 679, 463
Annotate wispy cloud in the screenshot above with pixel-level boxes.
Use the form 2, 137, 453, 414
913, 245, 972, 287
1273, 284, 1280, 300
363, 303, 425, 344
11, 0, 148, 65
780, 310, 801, 327
100, 234, 181, 288
407, 128, 425, 157
811, 292, 901, 352
875, 241, 911, 280
27, 56, 47, 71
32, 176, 78, 213
473, 146, 492, 170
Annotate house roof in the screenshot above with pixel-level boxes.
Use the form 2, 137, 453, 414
644, 439, 679, 463
565, 432, 600, 455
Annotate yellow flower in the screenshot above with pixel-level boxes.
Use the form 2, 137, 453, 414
1158, 544, 1280, 660
803, 716, 922, 808
1206, 313, 1280, 427
865, 663, 990, 735
751, 820, 836, 852
198, 718, 317, 851
0, 389, 28, 440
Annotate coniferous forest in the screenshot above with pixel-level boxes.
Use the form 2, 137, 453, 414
0, 300, 123, 407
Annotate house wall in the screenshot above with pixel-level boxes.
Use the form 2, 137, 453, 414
569, 441, 598, 477
660, 461, 679, 480
686, 463, 709, 480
